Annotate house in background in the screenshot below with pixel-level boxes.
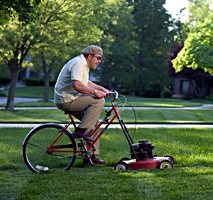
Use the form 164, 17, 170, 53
172, 68, 213, 99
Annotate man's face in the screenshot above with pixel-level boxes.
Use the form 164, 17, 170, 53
88, 54, 102, 69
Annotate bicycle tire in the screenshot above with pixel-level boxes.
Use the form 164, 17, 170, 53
23, 123, 77, 173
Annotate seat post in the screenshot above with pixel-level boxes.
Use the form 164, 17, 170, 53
69, 114, 77, 129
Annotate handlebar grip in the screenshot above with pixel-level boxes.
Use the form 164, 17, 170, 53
106, 90, 118, 100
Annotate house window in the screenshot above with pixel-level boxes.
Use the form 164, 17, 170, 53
181, 80, 189, 94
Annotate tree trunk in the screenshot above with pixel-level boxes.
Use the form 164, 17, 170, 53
5, 67, 21, 110
43, 73, 50, 102
41, 55, 51, 102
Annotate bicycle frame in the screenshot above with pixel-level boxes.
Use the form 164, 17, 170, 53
87, 102, 133, 151
47, 93, 138, 159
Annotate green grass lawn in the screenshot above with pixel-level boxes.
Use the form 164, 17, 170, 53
0, 109, 213, 124
1, 86, 213, 199
2, 86, 55, 99
1, 128, 213, 199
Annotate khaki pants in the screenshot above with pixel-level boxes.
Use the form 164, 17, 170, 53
56, 95, 105, 154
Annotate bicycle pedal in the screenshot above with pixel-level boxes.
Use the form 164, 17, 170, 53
36, 165, 49, 172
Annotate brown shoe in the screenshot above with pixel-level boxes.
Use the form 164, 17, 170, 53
83, 156, 106, 165
72, 128, 94, 142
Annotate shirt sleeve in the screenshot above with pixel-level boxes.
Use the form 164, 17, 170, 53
70, 62, 85, 82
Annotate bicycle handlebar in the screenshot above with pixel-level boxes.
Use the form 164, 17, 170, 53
106, 90, 118, 101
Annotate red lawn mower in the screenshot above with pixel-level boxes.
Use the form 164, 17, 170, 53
114, 109, 174, 171
102, 92, 176, 171
114, 138, 174, 171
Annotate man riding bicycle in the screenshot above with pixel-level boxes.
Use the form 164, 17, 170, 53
54, 45, 109, 164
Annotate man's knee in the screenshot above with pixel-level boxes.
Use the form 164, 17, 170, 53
97, 98, 105, 107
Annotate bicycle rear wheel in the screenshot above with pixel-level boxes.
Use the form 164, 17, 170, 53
23, 123, 77, 173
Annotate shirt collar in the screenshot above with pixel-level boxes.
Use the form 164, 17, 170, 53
80, 54, 89, 71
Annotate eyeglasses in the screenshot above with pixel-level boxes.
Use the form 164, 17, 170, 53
92, 55, 102, 60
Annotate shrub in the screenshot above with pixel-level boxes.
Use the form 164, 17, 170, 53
23, 78, 44, 86
0, 77, 10, 85
161, 89, 172, 98
0, 91, 6, 96
50, 79, 56, 86
23, 78, 56, 86
205, 95, 213, 101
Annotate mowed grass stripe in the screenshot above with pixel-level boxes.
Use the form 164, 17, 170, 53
0, 109, 213, 123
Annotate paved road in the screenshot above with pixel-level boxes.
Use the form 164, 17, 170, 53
0, 97, 213, 128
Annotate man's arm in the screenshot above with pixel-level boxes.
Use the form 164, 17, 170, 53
72, 80, 107, 98
87, 80, 109, 93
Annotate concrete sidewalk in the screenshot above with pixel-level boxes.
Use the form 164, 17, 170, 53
0, 97, 43, 104
1, 123, 213, 128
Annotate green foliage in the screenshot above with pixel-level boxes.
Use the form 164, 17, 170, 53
0, 77, 10, 86
172, 0, 213, 75
0, 62, 10, 80
205, 94, 213, 101
100, 0, 136, 93
31, 0, 105, 69
140, 81, 163, 98
131, 0, 174, 96
23, 78, 56, 86
0, 0, 41, 24
188, 0, 213, 25
2, 0, 206, 110
23, 78, 44, 86
161, 89, 172, 98
172, 18, 213, 74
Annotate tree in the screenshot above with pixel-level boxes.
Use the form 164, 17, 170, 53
31, 0, 108, 101
0, 17, 36, 109
172, 18, 213, 74
188, 0, 213, 25
130, 0, 174, 97
166, 18, 189, 84
98, 0, 136, 93
165, 0, 213, 98
31, 0, 136, 101
1, 0, 104, 109
1, 0, 132, 109
0, 0, 41, 24
172, 18, 213, 97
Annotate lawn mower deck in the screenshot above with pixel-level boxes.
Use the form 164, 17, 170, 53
115, 156, 174, 171
114, 139, 174, 171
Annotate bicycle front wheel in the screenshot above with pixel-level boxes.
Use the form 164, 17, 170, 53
23, 123, 77, 173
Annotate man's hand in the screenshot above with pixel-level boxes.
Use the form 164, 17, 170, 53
105, 91, 114, 98
94, 90, 106, 98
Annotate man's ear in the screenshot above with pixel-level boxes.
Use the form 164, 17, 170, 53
88, 54, 93, 60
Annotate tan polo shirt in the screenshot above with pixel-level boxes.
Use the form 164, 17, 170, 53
54, 54, 89, 104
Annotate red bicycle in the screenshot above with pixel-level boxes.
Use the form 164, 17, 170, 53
23, 91, 174, 173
